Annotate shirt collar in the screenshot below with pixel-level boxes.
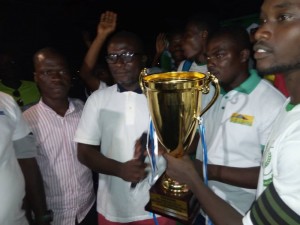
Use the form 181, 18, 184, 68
117, 83, 143, 94
220, 69, 261, 95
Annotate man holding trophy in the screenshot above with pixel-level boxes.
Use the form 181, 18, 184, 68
164, 0, 300, 224
74, 29, 175, 225
193, 25, 286, 224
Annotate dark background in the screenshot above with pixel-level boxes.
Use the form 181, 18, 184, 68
0, 0, 262, 80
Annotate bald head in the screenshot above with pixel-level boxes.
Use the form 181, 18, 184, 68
33, 47, 68, 70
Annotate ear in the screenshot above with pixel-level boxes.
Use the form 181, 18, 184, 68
240, 49, 250, 63
33, 72, 38, 82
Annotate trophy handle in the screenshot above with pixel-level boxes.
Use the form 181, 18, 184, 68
199, 72, 220, 117
139, 68, 148, 95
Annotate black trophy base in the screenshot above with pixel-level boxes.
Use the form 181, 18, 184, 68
145, 175, 200, 225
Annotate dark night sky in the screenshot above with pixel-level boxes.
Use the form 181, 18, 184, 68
0, 0, 262, 80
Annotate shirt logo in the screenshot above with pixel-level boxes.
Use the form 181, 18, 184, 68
0, 110, 5, 115
230, 113, 254, 126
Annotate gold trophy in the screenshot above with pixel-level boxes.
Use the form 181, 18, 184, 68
139, 69, 219, 224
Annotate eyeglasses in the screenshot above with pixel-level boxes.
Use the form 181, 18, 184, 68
105, 52, 141, 64
12, 89, 24, 107
37, 70, 70, 76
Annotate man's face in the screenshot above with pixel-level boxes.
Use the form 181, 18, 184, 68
182, 22, 205, 60
206, 36, 245, 87
254, 0, 300, 75
34, 53, 71, 99
106, 37, 144, 88
0, 54, 18, 80
168, 33, 185, 65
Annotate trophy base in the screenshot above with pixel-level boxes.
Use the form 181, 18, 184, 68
145, 175, 200, 225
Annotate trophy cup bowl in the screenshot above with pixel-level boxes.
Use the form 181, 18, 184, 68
140, 69, 219, 224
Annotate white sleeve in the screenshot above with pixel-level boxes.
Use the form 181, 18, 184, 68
74, 92, 102, 145
14, 133, 37, 158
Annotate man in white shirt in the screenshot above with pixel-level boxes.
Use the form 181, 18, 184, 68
0, 91, 50, 225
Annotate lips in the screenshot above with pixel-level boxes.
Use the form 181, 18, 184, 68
208, 69, 220, 77
253, 43, 272, 60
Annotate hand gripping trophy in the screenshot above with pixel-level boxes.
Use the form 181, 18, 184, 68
139, 69, 219, 224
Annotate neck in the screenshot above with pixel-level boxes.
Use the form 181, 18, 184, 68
282, 72, 300, 104
42, 97, 69, 117
222, 70, 249, 92
195, 54, 207, 65
118, 82, 139, 92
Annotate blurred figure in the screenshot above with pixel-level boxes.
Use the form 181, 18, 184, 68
79, 11, 116, 97
177, 12, 220, 72
151, 29, 185, 72
0, 50, 40, 111
0, 91, 50, 225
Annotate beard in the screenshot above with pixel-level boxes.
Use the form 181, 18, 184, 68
257, 61, 300, 76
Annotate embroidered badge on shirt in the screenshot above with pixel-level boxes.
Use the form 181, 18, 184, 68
230, 113, 254, 126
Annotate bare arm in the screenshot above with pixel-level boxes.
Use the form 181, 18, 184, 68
193, 159, 259, 189
77, 143, 148, 183
79, 11, 117, 92
18, 158, 50, 225
165, 154, 243, 225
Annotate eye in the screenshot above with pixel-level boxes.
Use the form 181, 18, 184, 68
259, 18, 268, 24
277, 14, 293, 22
41, 71, 51, 75
59, 70, 69, 75
123, 52, 134, 57
216, 53, 226, 59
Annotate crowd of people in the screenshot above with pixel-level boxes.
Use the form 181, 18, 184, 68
1, 0, 300, 224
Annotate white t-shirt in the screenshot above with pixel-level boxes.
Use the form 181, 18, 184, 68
0, 91, 29, 225
243, 99, 300, 224
177, 59, 208, 73
197, 71, 286, 215
74, 85, 167, 222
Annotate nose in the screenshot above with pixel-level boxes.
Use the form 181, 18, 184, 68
114, 55, 129, 65
206, 57, 216, 68
254, 23, 271, 42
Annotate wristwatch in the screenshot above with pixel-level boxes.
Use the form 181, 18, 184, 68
36, 209, 53, 223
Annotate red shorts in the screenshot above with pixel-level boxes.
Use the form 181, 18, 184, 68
98, 213, 177, 225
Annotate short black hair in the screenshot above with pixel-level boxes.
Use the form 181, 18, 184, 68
186, 12, 220, 37
108, 30, 145, 54
208, 25, 252, 51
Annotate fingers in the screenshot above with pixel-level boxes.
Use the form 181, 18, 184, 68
100, 11, 117, 24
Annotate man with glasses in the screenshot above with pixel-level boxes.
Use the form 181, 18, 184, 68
74, 30, 175, 225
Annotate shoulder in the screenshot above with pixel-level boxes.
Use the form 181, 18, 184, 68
0, 91, 14, 104
69, 98, 85, 112
22, 103, 40, 119
91, 84, 117, 97
258, 79, 286, 102
0, 92, 19, 116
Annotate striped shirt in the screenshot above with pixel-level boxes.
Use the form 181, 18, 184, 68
23, 98, 95, 225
